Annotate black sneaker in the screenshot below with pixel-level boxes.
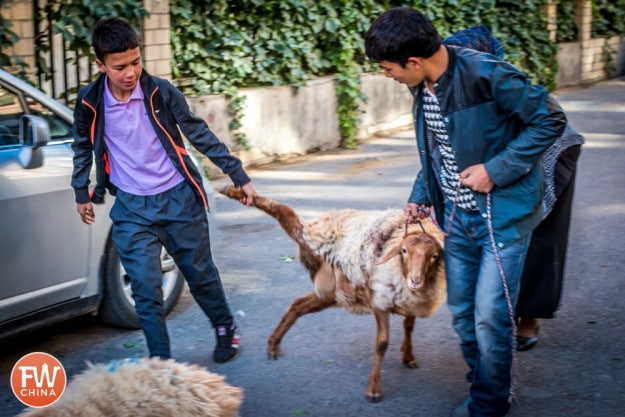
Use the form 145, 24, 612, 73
213, 324, 240, 363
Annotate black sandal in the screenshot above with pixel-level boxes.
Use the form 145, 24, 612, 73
516, 323, 539, 351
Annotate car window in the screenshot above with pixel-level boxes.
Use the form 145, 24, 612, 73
0, 86, 22, 147
0, 84, 73, 148
26, 96, 73, 143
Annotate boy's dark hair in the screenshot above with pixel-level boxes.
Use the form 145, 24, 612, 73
92, 17, 140, 62
365, 7, 442, 67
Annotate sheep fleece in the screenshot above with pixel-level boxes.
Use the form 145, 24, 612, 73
302, 208, 446, 316
17, 358, 242, 417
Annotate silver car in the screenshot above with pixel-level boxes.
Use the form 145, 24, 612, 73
0, 68, 188, 340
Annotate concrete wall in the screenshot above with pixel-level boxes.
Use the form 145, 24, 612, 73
556, 35, 624, 88
581, 36, 624, 83
187, 77, 339, 167
557, 42, 582, 87
196, 32, 624, 168
187, 73, 413, 169
554, 0, 625, 88
357, 72, 413, 138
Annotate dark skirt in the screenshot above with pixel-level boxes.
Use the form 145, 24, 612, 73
516, 144, 581, 318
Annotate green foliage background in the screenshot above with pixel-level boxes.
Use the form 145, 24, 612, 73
556, 0, 578, 43
592, 0, 625, 38
1, 0, 624, 147
170, 0, 385, 148
0, 0, 147, 87
170, 0, 559, 147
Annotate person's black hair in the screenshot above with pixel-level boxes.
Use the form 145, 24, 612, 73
91, 17, 140, 62
365, 7, 442, 67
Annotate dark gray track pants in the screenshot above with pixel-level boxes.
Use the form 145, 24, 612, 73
110, 180, 233, 358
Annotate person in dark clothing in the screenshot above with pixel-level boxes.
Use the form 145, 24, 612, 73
71, 17, 256, 363
515, 128, 583, 350
443, 25, 585, 351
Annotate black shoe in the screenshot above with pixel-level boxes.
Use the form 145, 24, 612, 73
214, 324, 240, 363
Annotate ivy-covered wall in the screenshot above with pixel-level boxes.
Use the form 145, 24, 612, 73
170, 0, 386, 148
170, 1, 558, 91
1, 0, 623, 148
2, 0, 623, 90
168, 0, 563, 148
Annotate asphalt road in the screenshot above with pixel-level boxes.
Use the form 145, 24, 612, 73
1, 78, 624, 417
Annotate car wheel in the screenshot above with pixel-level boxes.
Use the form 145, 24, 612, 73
98, 236, 185, 329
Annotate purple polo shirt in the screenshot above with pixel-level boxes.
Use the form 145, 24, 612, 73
103, 78, 184, 195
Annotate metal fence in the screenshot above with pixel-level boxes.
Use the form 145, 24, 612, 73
33, 0, 95, 106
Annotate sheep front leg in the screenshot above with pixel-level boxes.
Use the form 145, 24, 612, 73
401, 316, 419, 368
267, 292, 336, 360
366, 309, 390, 403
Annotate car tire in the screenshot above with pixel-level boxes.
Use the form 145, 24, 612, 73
98, 235, 185, 329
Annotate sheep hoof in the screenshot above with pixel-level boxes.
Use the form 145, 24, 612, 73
266, 346, 282, 360
366, 392, 384, 403
219, 185, 245, 200
404, 359, 419, 369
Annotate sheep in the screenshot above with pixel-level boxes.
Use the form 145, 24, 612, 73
16, 357, 243, 417
220, 185, 446, 403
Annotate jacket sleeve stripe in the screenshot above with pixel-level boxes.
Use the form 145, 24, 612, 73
149, 88, 208, 209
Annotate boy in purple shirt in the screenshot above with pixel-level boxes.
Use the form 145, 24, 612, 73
71, 17, 256, 363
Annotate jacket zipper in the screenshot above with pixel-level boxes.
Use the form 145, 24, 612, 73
82, 99, 110, 175
148, 88, 209, 209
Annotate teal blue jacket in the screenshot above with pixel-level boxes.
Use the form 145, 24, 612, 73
408, 45, 567, 246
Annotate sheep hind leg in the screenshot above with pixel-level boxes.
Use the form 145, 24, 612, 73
401, 316, 419, 368
267, 292, 336, 360
366, 309, 391, 403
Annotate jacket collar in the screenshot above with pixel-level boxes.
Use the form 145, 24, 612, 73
409, 45, 457, 97
83, 70, 155, 107
430, 45, 456, 93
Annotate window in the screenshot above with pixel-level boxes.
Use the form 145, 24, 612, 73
0, 83, 73, 147
24, 96, 72, 143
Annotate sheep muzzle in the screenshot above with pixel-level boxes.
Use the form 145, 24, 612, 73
407, 276, 424, 290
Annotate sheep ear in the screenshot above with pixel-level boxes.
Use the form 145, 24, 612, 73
376, 244, 401, 265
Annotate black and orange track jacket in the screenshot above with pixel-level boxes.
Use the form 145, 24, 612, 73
71, 70, 250, 210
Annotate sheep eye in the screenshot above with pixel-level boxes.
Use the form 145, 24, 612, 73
402, 247, 407, 254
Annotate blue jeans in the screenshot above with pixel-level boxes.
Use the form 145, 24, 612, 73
444, 202, 530, 417
110, 181, 234, 359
